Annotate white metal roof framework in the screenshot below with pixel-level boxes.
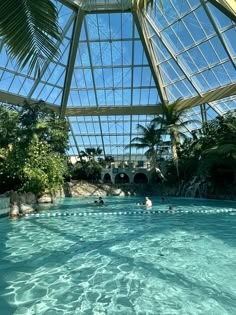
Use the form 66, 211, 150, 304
0, 0, 235, 160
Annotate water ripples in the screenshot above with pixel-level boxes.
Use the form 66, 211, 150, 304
0, 197, 236, 314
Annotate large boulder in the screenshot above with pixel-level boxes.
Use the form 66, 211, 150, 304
10, 203, 20, 217
37, 194, 54, 203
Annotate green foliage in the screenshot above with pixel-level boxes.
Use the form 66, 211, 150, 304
150, 171, 163, 184
0, 105, 19, 148
72, 160, 102, 181
17, 100, 69, 154
152, 100, 200, 177
105, 155, 114, 163
126, 123, 162, 168
98, 155, 115, 168
0, 101, 69, 196
79, 147, 103, 160
21, 137, 67, 195
176, 110, 236, 192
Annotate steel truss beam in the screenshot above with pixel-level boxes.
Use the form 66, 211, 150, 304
132, 8, 168, 103
83, 17, 106, 158
1, 83, 235, 116
144, 13, 203, 97
65, 83, 236, 116
67, 119, 81, 156
208, 0, 236, 23
201, 0, 236, 70
128, 17, 136, 163
60, 8, 84, 117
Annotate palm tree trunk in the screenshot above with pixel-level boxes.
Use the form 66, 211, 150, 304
151, 157, 167, 181
171, 134, 179, 178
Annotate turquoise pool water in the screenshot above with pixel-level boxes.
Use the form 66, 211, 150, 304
0, 197, 236, 315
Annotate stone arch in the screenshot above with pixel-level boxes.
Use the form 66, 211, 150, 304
133, 173, 148, 184
115, 173, 129, 184
103, 173, 111, 183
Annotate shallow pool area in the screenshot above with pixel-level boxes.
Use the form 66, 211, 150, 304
0, 197, 236, 315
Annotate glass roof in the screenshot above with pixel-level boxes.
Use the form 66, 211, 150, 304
0, 0, 235, 161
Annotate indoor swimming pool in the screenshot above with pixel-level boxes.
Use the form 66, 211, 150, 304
0, 197, 236, 315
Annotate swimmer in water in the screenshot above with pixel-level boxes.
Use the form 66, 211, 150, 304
98, 197, 104, 206
145, 197, 152, 209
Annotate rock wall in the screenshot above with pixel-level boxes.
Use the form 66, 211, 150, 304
64, 180, 236, 201
64, 181, 128, 197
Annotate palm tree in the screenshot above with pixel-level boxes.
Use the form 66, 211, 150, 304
201, 111, 236, 183
0, 0, 164, 77
0, 0, 61, 77
152, 100, 200, 178
126, 122, 166, 180
80, 147, 103, 160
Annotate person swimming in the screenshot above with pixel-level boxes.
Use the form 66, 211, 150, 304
98, 197, 104, 206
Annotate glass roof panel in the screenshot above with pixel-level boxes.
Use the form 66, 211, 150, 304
222, 28, 236, 57
209, 95, 236, 114
146, 0, 236, 98
207, 2, 235, 29
68, 12, 162, 108
0, 0, 235, 159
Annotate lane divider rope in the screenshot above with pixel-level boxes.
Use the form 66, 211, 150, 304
24, 208, 236, 218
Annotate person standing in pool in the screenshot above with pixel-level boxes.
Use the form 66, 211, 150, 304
145, 196, 152, 209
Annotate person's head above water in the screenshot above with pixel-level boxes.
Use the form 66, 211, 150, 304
98, 197, 104, 205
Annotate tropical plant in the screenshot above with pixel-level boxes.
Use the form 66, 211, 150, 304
21, 137, 67, 195
126, 123, 160, 165
79, 147, 103, 160
0, 101, 69, 195
0, 105, 19, 149
126, 122, 166, 180
175, 110, 236, 192
18, 100, 69, 154
203, 111, 236, 156
105, 155, 115, 166
0, 0, 61, 77
198, 110, 236, 185
152, 100, 200, 177
72, 159, 102, 181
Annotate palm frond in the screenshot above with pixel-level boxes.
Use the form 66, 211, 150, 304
0, 0, 61, 77
126, 142, 150, 149
203, 144, 236, 156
